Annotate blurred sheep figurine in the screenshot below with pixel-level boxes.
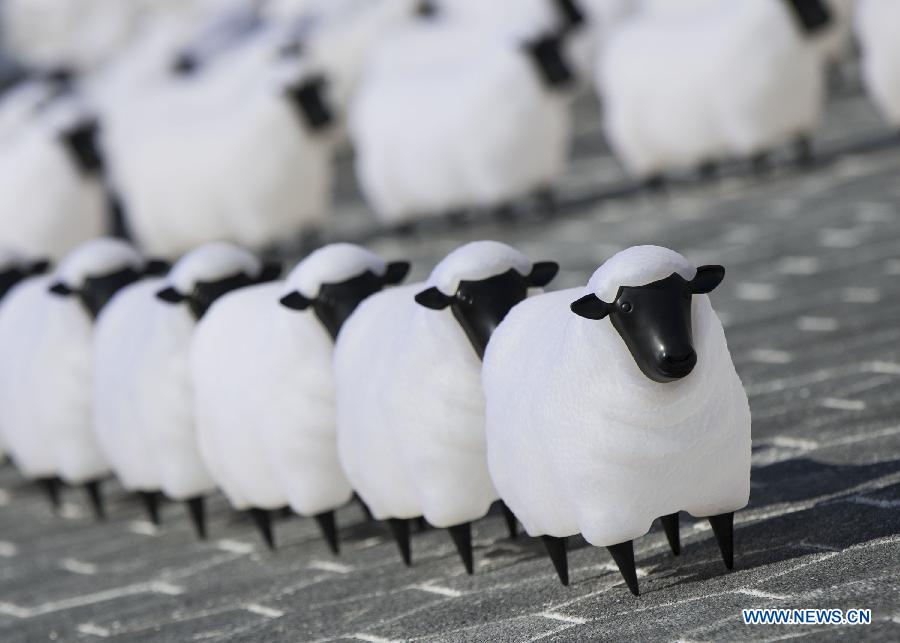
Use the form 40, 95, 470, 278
91, 242, 278, 536
190, 243, 409, 550
0, 238, 161, 517
483, 246, 751, 595
598, 0, 836, 182
336, 241, 558, 572
855, 0, 900, 128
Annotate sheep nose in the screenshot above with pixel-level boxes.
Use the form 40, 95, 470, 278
660, 349, 697, 378
663, 350, 695, 365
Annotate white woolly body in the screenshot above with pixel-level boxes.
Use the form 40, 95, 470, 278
350, 24, 571, 223
483, 271, 751, 546
0, 107, 106, 259
192, 282, 352, 514
93, 278, 166, 492
598, 0, 825, 177
855, 0, 900, 126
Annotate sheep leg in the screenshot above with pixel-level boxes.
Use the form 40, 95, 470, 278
249, 508, 275, 550
751, 151, 771, 175
541, 535, 569, 586
606, 540, 639, 596
793, 135, 814, 166
354, 493, 374, 521
36, 476, 62, 513
448, 522, 474, 575
185, 496, 207, 540
660, 513, 680, 556
84, 479, 106, 521
697, 160, 718, 181
707, 512, 734, 570
643, 174, 666, 193
387, 518, 412, 567
501, 501, 518, 540
138, 491, 161, 526
314, 510, 339, 555
415, 516, 430, 532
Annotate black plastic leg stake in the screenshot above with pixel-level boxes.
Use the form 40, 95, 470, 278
387, 518, 411, 567
139, 491, 161, 526
314, 510, 339, 555
501, 501, 518, 540
707, 512, 734, 570
448, 522, 474, 575
606, 540, 639, 596
660, 513, 680, 556
185, 496, 207, 540
38, 476, 62, 513
542, 535, 569, 586
249, 508, 275, 550
84, 480, 106, 521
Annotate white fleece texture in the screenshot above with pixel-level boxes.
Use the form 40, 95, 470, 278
92, 278, 166, 493
483, 248, 751, 546
350, 21, 572, 223
598, 0, 827, 177
0, 239, 145, 483
335, 242, 535, 526
856, 0, 900, 126
285, 242, 386, 299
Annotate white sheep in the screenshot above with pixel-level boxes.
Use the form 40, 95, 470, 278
483, 245, 751, 595
597, 0, 835, 180
96, 242, 278, 537
349, 5, 580, 224
191, 243, 409, 550
335, 241, 558, 571
0, 238, 151, 518
855, 0, 900, 127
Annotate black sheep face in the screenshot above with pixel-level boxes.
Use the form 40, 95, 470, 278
570, 266, 725, 383
0, 260, 50, 301
415, 262, 559, 360
157, 263, 282, 321
49, 260, 169, 320
279, 262, 411, 341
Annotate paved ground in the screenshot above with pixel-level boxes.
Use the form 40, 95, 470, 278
1, 77, 900, 642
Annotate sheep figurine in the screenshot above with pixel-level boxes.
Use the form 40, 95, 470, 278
191, 243, 409, 550
855, 0, 900, 128
597, 0, 836, 182
335, 241, 558, 572
93, 242, 278, 537
349, 4, 580, 224
482, 245, 751, 595
0, 238, 159, 518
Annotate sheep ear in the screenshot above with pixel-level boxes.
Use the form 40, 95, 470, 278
156, 286, 185, 303
258, 262, 282, 283
49, 282, 74, 296
280, 291, 312, 310
383, 261, 410, 285
570, 293, 611, 320
29, 259, 51, 276
414, 286, 451, 310
144, 259, 170, 276
527, 262, 559, 288
688, 265, 725, 295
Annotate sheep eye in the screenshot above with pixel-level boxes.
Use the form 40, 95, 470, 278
458, 293, 474, 305
619, 301, 633, 313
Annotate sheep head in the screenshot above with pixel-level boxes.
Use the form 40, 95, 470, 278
0, 259, 50, 301
570, 265, 724, 383
415, 262, 559, 360
157, 262, 281, 321
50, 260, 168, 320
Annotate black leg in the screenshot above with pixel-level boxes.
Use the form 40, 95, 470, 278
541, 535, 569, 586
139, 491, 161, 526
751, 151, 771, 175
501, 501, 518, 540
314, 510, 339, 555
707, 512, 734, 570
84, 479, 106, 521
698, 160, 718, 181
643, 174, 666, 193
185, 496, 207, 540
660, 513, 680, 556
354, 493, 373, 521
37, 476, 62, 513
606, 540, 639, 596
447, 522, 473, 575
794, 134, 813, 166
249, 508, 275, 550
387, 518, 412, 567
415, 516, 430, 532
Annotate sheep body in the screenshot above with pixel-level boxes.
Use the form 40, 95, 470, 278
483, 248, 750, 546
856, 0, 900, 126
598, 0, 826, 176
